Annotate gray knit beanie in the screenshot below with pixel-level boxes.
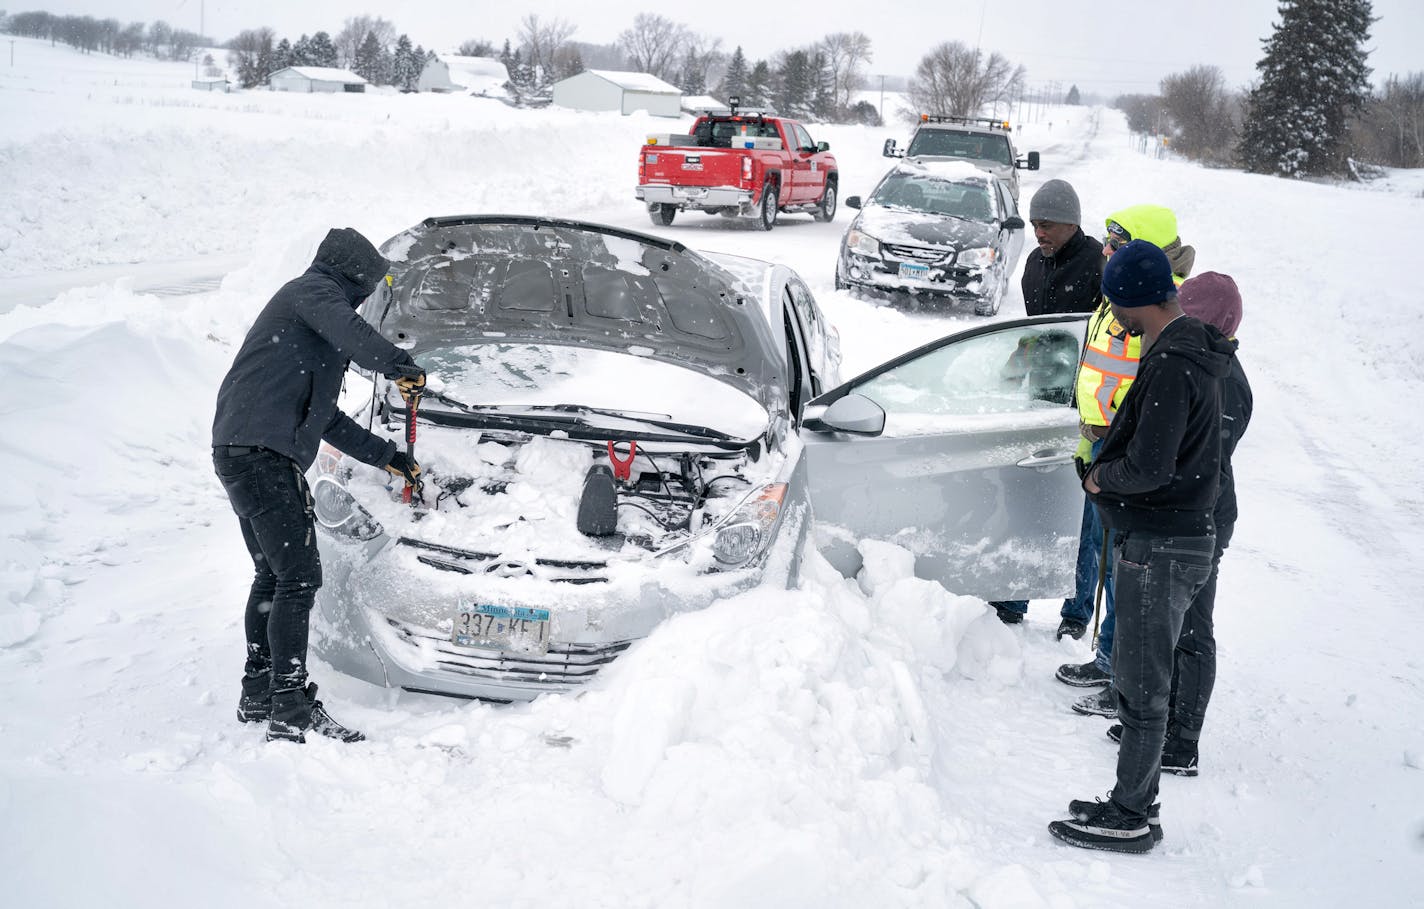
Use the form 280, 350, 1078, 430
1029, 179, 1081, 225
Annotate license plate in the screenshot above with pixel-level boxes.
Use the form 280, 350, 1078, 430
899, 262, 930, 280
452, 603, 552, 654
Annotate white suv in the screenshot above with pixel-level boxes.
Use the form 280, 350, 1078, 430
884, 116, 1040, 201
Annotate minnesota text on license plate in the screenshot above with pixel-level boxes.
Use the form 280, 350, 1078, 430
453, 603, 552, 652
898, 263, 929, 279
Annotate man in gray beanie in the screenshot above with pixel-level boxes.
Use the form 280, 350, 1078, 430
1020, 179, 1104, 317
990, 179, 1106, 633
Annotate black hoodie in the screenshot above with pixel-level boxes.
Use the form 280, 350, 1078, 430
1087, 316, 1236, 535
212, 228, 415, 470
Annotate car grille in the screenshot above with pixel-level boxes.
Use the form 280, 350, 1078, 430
883, 243, 947, 264
381, 616, 633, 690
398, 537, 608, 584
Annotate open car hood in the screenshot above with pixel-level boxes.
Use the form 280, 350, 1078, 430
370, 217, 786, 419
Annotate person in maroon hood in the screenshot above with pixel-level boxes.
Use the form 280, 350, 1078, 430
1104, 272, 1253, 776
1048, 241, 1236, 854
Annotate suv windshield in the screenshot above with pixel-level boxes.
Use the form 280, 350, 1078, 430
871, 173, 994, 222
906, 129, 1013, 167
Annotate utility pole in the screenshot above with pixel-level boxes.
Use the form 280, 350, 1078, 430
10, 40, 14, 67
878, 73, 886, 124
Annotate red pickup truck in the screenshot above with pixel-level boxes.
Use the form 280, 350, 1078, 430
636, 105, 838, 231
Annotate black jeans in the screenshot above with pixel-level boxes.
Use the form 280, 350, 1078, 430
1109, 530, 1215, 820
1169, 522, 1234, 741
213, 447, 322, 694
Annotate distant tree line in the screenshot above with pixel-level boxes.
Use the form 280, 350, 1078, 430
227, 16, 437, 90
2, 10, 211, 60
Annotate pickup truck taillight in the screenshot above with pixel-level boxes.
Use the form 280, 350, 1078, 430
741, 157, 753, 182
639, 153, 646, 182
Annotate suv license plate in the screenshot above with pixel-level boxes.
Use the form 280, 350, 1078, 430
898, 263, 930, 280
452, 603, 552, 654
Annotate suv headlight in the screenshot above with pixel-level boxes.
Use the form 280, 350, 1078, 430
846, 229, 881, 257
312, 475, 384, 541
958, 246, 997, 268
712, 484, 787, 569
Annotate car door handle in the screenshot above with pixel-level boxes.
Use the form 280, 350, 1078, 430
1016, 450, 1074, 469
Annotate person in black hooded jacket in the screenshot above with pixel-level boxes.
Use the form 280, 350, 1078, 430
212, 227, 424, 745
1020, 179, 1103, 317
1048, 240, 1236, 855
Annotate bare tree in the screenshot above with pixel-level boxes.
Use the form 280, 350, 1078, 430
820, 31, 873, 114
518, 14, 576, 81
1159, 65, 1237, 162
618, 13, 688, 81
228, 27, 276, 88
335, 16, 395, 67
1351, 72, 1424, 168
677, 32, 724, 94
908, 41, 1024, 119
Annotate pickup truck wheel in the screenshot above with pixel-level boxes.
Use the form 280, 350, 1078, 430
813, 182, 838, 222
757, 183, 778, 231
649, 204, 676, 227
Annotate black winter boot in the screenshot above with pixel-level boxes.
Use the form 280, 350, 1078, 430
1049, 797, 1154, 854
266, 683, 365, 744
991, 603, 1024, 625
1161, 737, 1199, 776
1072, 686, 1117, 718
1056, 618, 1087, 641
236, 670, 272, 723
1055, 660, 1110, 687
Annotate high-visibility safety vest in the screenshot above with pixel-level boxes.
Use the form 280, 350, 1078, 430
1073, 204, 1186, 459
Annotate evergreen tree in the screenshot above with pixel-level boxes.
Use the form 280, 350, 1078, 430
1239, 0, 1374, 177
392, 34, 420, 91
745, 60, 773, 108
353, 30, 386, 84
1066, 84, 1081, 105
811, 49, 836, 120
719, 46, 749, 101
308, 31, 338, 68
272, 38, 294, 73
292, 34, 312, 66
775, 50, 813, 118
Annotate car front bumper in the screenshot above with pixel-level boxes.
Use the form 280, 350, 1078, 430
311, 532, 760, 702
839, 249, 990, 300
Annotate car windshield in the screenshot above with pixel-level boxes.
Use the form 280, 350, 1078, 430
870, 173, 995, 222
411, 343, 769, 440
906, 129, 1013, 166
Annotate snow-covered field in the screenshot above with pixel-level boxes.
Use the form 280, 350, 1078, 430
2, 36, 1423, 907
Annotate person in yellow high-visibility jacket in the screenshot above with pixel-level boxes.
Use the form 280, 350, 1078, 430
1051, 205, 1196, 707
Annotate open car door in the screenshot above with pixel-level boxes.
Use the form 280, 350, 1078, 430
799, 315, 1089, 600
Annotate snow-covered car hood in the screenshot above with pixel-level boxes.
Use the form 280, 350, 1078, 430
370, 216, 787, 416
852, 204, 997, 251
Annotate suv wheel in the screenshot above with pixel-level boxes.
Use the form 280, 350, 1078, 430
649, 204, 676, 227
813, 182, 837, 222
757, 182, 778, 231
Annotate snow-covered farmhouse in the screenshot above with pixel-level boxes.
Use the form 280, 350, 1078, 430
418, 55, 510, 98
552, 70, 681, 117
680, 94, 724, 115
268, 66, 367, 93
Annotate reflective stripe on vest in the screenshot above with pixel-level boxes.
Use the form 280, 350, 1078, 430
1076, 305, 1141, 425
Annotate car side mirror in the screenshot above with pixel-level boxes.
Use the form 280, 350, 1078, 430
1026, 151, 1040, 170
803, 393, 886, 436
816, 141, 830, 153
1002, 216, 1025, 230
845, 195, 862, 209
882, 138, 901, 158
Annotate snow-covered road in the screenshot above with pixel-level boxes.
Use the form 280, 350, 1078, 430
2, 37, 1422, 907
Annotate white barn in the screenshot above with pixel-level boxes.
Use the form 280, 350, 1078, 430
551, 70, 681, 117
418, 55, 510, 98
268, 66, 367, 93
680, 94, 724, 115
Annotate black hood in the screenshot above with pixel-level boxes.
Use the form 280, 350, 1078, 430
1147, 316, 1235, 379
313, 227, 389, 300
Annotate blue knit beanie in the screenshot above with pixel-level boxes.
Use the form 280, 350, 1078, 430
1102, 239, 1177, 308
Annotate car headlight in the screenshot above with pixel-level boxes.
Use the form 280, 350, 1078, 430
958, 246, 997, 267
312, 475, 384, 541
712, 484, 787, 569
846, 229, 881, 257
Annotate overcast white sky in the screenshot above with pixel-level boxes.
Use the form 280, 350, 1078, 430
19, 0, 1424, 93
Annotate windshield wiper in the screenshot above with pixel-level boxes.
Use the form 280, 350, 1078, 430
405, 391, 744, 446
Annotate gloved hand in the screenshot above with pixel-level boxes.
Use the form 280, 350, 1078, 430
1074, 456, 1089, 480
395, 369, 426, 400
385, 451, 422, 484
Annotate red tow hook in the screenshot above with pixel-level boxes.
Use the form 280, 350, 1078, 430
607, 440, 637, 482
